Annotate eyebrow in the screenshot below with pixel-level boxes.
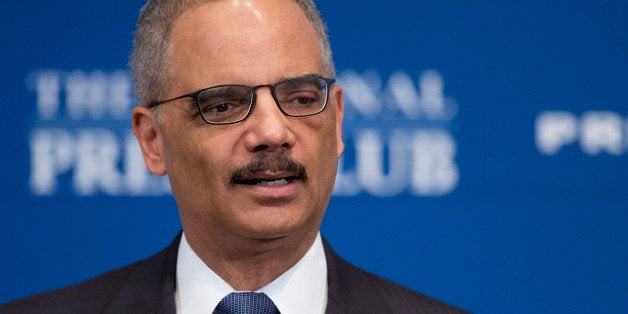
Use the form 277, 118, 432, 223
223, 73, 329, 88
275, 73, 327, 83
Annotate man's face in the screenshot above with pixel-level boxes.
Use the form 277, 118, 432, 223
136, 0, 344, 242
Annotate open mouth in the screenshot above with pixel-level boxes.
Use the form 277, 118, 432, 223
236, 176, 299, 186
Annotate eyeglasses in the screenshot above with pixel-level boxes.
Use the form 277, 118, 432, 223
147, 74, 335, 125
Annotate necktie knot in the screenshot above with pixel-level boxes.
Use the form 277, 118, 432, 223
214, 292, 279, 314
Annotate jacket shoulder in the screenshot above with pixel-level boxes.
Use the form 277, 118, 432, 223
0, 263, 137, 313
323, 239, 468, 314
0, 234, 180, 314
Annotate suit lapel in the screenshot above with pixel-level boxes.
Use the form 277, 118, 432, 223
323, 238, 349, 314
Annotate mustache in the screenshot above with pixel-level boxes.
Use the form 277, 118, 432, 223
229, 152, 308, 184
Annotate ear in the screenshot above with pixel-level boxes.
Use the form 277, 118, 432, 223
132, 106, 167, 176
332, 85, 345, 157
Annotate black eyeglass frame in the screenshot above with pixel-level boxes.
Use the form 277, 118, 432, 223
146, 74, 336, 125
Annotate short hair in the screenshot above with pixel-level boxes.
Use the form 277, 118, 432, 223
130, 0, 335, 106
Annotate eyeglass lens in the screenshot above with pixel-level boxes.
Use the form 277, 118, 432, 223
196, 77, 329, 124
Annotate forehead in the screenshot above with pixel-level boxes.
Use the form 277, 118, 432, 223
169, 0, 324, 88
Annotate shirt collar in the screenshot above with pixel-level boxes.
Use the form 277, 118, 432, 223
176, 232, 328, 314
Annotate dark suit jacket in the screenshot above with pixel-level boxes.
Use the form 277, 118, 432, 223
0, 234, 467, 313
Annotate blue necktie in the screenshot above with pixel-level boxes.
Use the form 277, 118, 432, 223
214, 292, 280, 314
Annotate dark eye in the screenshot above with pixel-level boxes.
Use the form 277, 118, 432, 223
288, 92, 319, 107
196, 86, 252, 123
205, 102, 233, 113
199, 98, 247, 117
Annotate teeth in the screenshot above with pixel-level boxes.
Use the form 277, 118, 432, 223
257, 179, 289, 186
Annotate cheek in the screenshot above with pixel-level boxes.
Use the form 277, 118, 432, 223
166, 139, 237, 220
303, 117, 340, 182
163, 128, 233, 191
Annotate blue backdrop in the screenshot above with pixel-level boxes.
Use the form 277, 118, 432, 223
1, 1, 626, 313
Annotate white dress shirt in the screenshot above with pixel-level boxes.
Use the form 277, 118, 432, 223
175, 232, 328, 314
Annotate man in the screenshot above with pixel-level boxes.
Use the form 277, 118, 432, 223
1, 0, 467, 313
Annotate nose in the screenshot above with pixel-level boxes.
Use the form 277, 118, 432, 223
242, 88, 296, 153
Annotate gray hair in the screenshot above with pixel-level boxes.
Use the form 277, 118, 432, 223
130, 0, 335, 106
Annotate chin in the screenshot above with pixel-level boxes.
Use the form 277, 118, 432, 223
237, 214, 313, 241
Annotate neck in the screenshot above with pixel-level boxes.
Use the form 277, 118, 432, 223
184, 228, 318, 291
